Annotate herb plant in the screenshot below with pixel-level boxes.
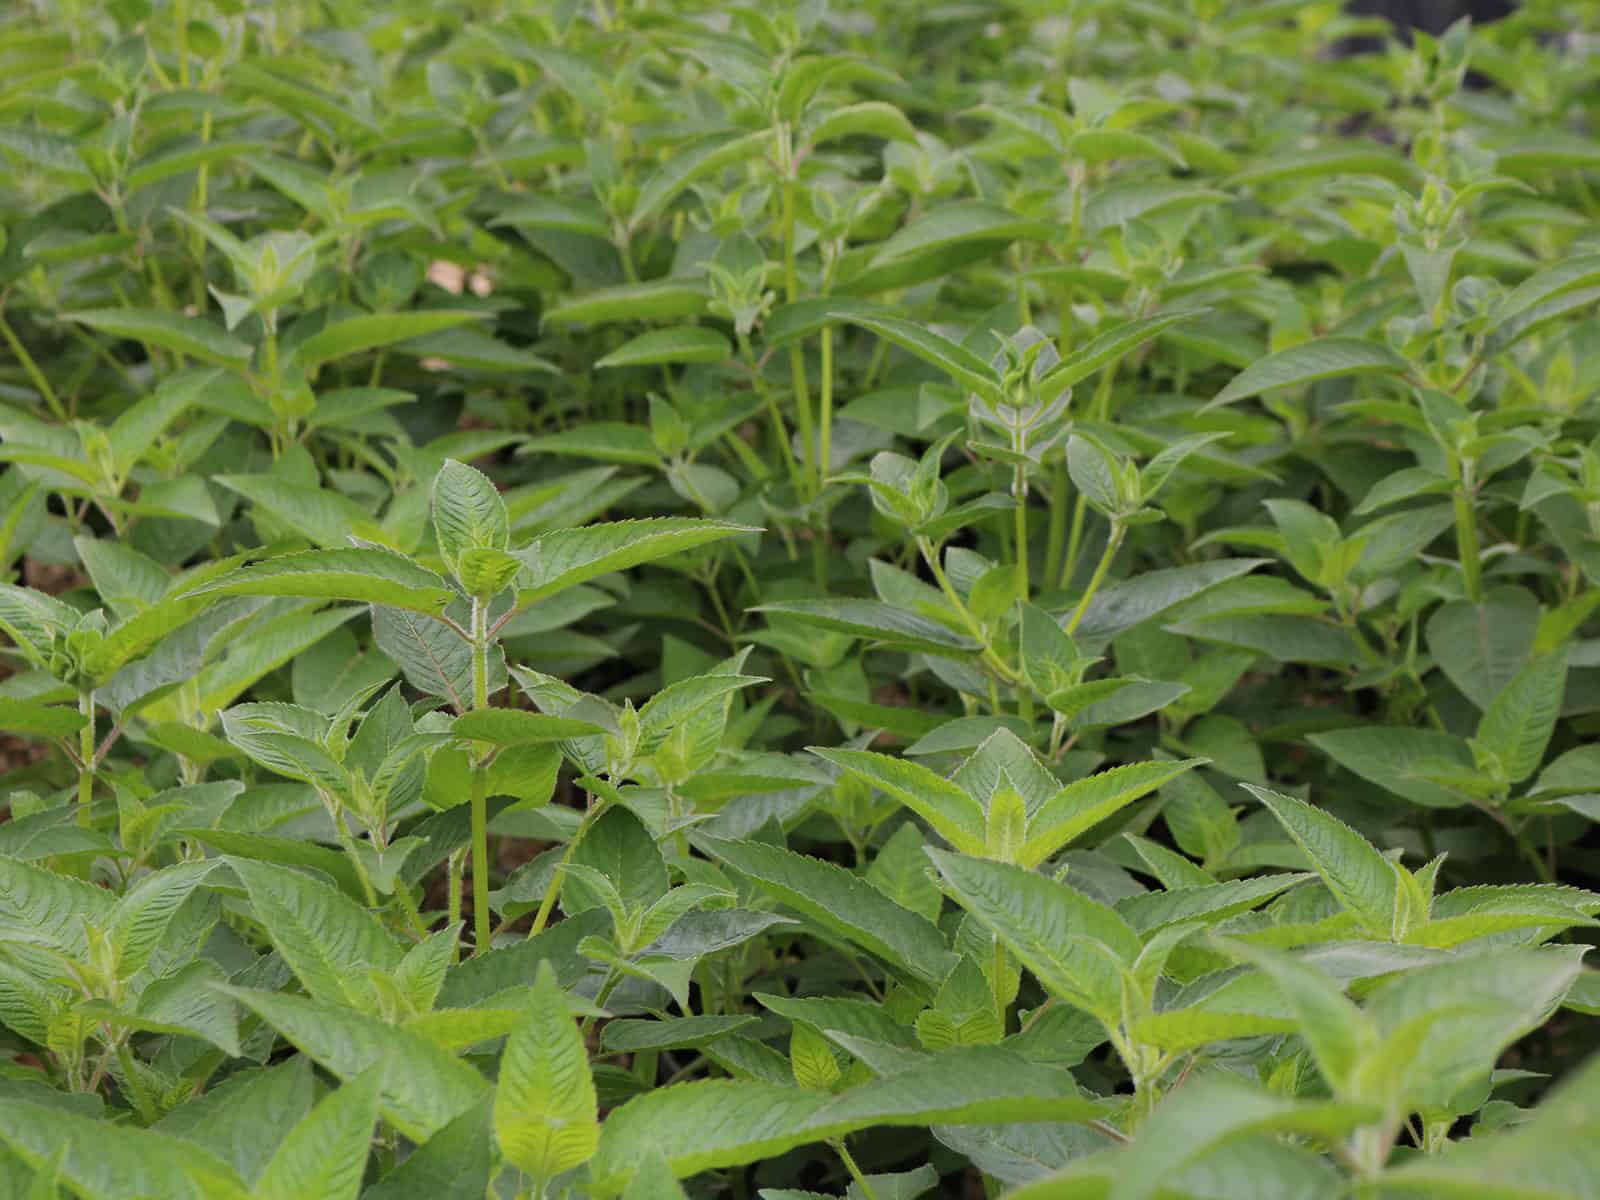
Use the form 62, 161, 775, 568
3, 1, 1600, 1197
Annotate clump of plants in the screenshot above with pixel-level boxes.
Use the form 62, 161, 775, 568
2, 0, 1600, 1196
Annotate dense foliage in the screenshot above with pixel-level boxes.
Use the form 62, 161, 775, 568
3, 1, 1600, 1196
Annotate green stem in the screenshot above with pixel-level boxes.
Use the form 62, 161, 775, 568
115, 1040, 158, 1124
0, 309, 66, 422
1064, 522, 1125, 636
835, 1141, 880, 1200
175, 0, 191, 89
1453, 481, 1483, 603
1013, 460, 1030, 606
447, 847, 466, 960
917, 537, 1021, 685
469, 772, 491, 954
779, 124, 816, 498
527, 800, 605, 939
468, 598, 494, 955
818, 326, 835, 492
1044, 460, 1069, 589
77, 689, 95, 827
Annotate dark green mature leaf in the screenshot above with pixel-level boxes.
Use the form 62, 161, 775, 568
296, 312, 485, 371
255, 1069, 382, 1200
222, 987, 489, 1140
62, 309, 252, 368
926, 849, 1138, 1022
596, 327, 732, 368
227, 857, 404, 1008
0, 1101, 249, 1200
1308, 727, 1477, 809
1206, 339, 1410, 409
698, 835, 956, 986
766, 298, 1002, 401
515, 519, 758, 605
591, 1046, 1101, 1187
185, 549, 456, 615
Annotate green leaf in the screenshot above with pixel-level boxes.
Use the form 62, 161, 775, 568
697, 835, 955, 987
227, 857, 404, 1009
108, 859, 220, 979
810, 747, 987, 855
61, 309, 251, 368
0, 699, 85, 739
1038, 309, 1206, 401
629, 129, 773, 231
1425, 587, 1540, 711
596, 327, 732, 368
765, 298, 1001, 402
591, 1046, 1101, 1188
544, 280, 709, 326
361, 1097, 494, 1200
1477, 648, 1567, 784
520, 423, 663, 466
1376, 1053, 1600, 1198
0, 1101, 248, 1200
1243, 785, 1398, 937
215, 475, 375, 549
451, 708, 604, 746
221, 987, 488, 1141
752, 599, 978, 655
494, 962, 599, 1183
296, 311, 484, 371
925, 849, 1139, 1022
1484, 253, 1600, 354
1101, 1072, 1379, 1200
1307, 727, 1477, 809
154, 1059, 314, 1186
433, 459, 509, 577
372, 604, 485, 712
1021, 761, 1206, 867
255, 1070, 382, 1200
184, 549, 456, 616
1205, 338, 1410, 410
515, 519, 758, 606
809, 101, 920, 145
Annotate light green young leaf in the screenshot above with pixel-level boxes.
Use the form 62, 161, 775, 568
451, 708, 605, 746
1038, 309, 1206, 401
542, 280, 709, 326
629, 128, 773, 231
493, 962, 599, 1184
